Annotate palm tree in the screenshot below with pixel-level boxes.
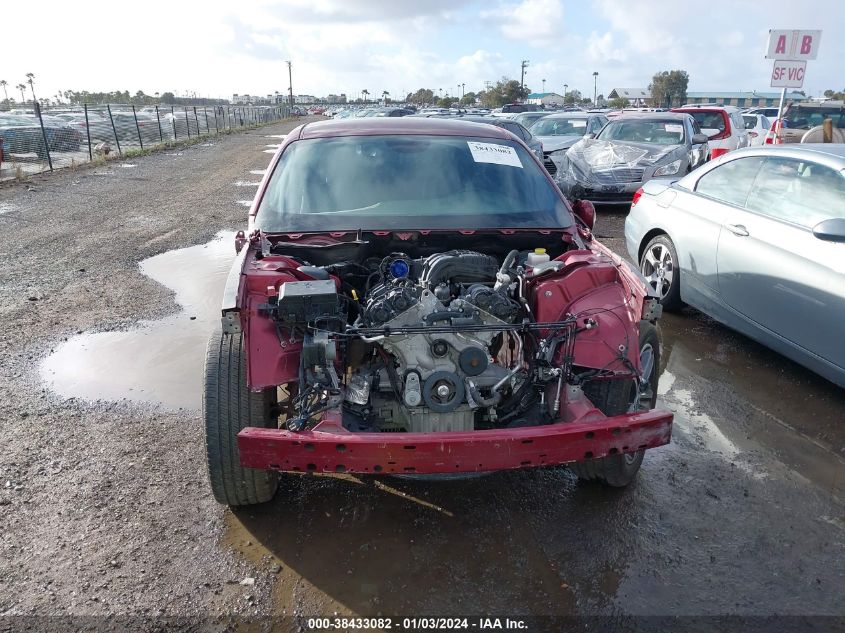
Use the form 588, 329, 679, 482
381, 90, 389, 103
26, 73, 37, 101
362, 89, 369, 103
17, 84, 27, 103
0, 80, 7, 102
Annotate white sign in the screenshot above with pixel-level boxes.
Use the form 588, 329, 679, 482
467, 142, 523, 168
770, 60, 807, 88
766, 30, 821, 60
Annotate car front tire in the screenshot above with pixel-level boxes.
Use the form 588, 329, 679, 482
569, 321, 660, 487
204, 329, 279, 506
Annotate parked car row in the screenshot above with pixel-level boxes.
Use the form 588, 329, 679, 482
0, 105, 278, 160
0, 112, 82, 158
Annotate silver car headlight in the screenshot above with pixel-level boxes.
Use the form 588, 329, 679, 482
654, 159, 682, 177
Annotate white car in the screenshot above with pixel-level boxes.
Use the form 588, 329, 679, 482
743, 114, 771, 146
672, 106, 750, 159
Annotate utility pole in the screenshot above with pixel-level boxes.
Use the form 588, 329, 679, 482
563, 84, 568, 100
286, 61, 294, 106
542, 78, 546, 92
593, 71, 599, 106
520, 60, 529, 96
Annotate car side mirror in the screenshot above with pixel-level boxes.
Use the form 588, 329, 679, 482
572, 199, 596, 231
691, 133, 708, 144
812, 218, 845, 243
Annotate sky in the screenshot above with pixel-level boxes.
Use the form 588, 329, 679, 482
2, 0, 843, 103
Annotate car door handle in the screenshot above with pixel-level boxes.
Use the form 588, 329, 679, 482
726, 223, 749, 237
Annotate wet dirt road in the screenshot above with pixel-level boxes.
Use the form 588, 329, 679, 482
1, 124, 843, 630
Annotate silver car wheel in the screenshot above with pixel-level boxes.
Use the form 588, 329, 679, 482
642, 244, 674, 299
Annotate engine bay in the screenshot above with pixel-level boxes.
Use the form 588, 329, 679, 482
252, 236, 647, 434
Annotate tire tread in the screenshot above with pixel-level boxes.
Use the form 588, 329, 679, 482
204, 329, 278, 506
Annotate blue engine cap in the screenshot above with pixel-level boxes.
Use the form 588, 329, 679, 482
389, 259, 410, 279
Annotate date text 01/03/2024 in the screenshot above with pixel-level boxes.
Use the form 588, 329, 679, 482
306, 617, 528, 630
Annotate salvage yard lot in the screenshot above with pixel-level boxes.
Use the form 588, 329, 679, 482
0, 117, 842, 625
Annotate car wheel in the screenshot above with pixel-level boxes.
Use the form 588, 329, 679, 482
640, 234, 681, 311
204, 328, 279, 506
569, 321, 660, 487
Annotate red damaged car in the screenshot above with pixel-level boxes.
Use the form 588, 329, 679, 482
205, 118, 673, 506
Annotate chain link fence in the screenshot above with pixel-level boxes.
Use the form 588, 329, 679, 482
0, 103, 293, 181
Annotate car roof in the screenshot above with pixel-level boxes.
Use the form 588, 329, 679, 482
296, 117, 513, 140
672, 105, 740, 113
616, 112, 691, 121
543, 112, 592, 119
732, 143, 845, 161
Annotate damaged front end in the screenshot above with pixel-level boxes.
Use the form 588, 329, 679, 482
554, 139, 681, 204
225, 230, 671, 477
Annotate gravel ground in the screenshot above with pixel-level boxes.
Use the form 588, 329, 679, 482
0, 121, 306, 624
0, 121, 843, 633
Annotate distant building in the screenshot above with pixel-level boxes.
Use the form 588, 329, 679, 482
294, 95, 316, 104
607, 88, 651, 106
526, 92, 565, 106
684, 91, 808, 107
324, 94, 347, 104
232, 94, 250, 104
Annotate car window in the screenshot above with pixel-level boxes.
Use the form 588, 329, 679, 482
731, 112, 745, 132
509, 122, 531, 142
743, 115, 758, 129
745, 157, 845, 227
587, 118, 603, 134
694, 156, 766, 206
598, 119, 685, 145
784, 106, 845, 130
531, 117, 588, 136
257, 135, 572, 232
684, 111, 726, 132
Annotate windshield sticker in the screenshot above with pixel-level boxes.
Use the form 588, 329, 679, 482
467, 142, 523, 168
664, 124, 683, 133
570, 120, 587, 128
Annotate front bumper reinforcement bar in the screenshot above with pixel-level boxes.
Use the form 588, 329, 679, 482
237, 408, 673, 475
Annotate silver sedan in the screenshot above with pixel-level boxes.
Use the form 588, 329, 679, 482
625, 144, 845, 388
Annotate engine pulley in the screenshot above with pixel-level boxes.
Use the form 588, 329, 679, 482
422, 371, 465, 413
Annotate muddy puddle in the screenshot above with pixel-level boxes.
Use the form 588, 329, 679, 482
659, 312, 845, 497
40, 232, 236, 410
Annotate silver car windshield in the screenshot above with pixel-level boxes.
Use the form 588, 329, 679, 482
531, 118, 588, 136
598, 120, 686, 145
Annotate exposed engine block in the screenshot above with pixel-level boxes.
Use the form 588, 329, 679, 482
347, 251, 523, 432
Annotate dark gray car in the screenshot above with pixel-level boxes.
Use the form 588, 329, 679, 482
554, 113, 709, 204
625, 144, 845, 387
529, 112, 608, 177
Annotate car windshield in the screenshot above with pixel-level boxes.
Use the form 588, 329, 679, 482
683, 111, 725, 131
531, 118, 588, 136
743, 115, 758, 129
256, 135, 571, 232
784, 106, 845, 130
597, 119, 685, 145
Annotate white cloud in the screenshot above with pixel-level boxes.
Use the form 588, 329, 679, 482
482, 0, 565, 46
586, 31, 626, 63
